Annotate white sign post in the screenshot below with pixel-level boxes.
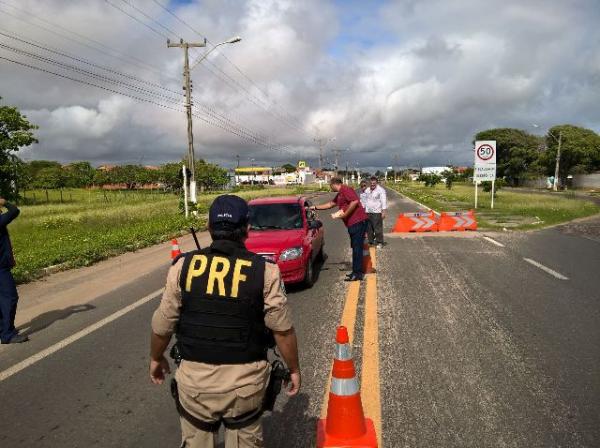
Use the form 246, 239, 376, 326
474, 140, 497, 209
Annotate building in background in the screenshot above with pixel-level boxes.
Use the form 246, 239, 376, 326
234, 166, 273, 185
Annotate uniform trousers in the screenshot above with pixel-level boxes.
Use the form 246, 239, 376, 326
178, 381, 267, 448
0, 267, 19, 343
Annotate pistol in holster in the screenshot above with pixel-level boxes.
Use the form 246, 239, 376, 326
263, 359, 291, 412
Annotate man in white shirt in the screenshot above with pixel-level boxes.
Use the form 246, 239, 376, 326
364, 177, 387, 248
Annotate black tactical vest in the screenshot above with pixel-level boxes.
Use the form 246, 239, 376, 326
176, 239, 268, 364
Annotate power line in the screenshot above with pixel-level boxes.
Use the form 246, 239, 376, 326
0, 30, 183, 97
0, 0, 163, 77
0, 2, 295, 152
104, 0, 168, 39
0, 49, 282, 150
104, 0, 287, 148
0, 30, 278, 148
150, 0, 311, 138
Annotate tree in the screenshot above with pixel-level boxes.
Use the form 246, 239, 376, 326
474, 128, 542, 185
541, 125, 600, 179
196, 160, 228, 191
442, 169, 456, 189
0, 97, 38, 199
159, 163, 185, 191
64, 161, 95, 188
32, 166, 67, 191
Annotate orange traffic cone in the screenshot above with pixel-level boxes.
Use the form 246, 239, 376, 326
317, 326, 378, 447
170, 239, 182, 260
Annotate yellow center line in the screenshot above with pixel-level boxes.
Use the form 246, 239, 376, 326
320, 279, 361, 419
362, 250, 382, 447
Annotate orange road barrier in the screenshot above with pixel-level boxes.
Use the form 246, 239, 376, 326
438, 210, 478, 231
363, 238, 374, 274
317, 326, 378, 448
170, 239, 182, 259
392, 211, 438, 232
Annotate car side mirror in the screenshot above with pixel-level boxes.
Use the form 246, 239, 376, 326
309, 220, 323, 230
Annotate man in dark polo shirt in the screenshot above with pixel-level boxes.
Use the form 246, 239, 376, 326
311, 178, 369, 281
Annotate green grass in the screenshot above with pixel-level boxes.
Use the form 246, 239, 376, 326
390, 182, 600, 230
9, 187, 321, 284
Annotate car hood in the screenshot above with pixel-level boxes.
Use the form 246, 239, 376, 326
246, 229, 305, 254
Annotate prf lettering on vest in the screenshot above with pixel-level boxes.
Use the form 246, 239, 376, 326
185, 255, 253, 298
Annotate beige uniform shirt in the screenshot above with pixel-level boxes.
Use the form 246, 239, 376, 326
152, 257, 293, 394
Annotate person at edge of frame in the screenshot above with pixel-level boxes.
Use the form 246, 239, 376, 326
364, 176, 387, 248
149, 194, 301, 448
0, 197, 28, 344
310, 177, 369, 282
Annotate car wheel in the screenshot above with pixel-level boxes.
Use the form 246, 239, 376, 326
303, 257, 315, 288
316, 245, 325, 262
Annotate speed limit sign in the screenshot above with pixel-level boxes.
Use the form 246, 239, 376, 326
474, 140, 496, 182
475, 141, 496, 164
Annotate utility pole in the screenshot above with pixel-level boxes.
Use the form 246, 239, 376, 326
393, 154, 399, 183
314, 138, 324, 170
553, 131, 562, 191
168, 38, 207, 203
332, 148, 342, 176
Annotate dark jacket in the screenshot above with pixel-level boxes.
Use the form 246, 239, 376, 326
0, 202, 19, 269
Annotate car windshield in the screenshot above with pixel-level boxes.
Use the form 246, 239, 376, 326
249, 203, 303, 230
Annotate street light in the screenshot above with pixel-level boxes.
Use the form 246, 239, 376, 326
533, 123, 562, 191
190, 36, 242, 71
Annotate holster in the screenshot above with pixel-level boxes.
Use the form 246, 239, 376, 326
263, 360, 291, 412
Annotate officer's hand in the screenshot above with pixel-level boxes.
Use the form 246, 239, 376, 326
285, 371, 301, 397
149, 356, 171, 385
0, 198, 5, 207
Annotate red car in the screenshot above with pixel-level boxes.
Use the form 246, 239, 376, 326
246, 196, 325, 287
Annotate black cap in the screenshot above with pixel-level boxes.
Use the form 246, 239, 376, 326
209, 195, 249, 229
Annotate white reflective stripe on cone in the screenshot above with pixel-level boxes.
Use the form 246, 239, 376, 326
335, 343, 352, 361
331, 377, 360, 396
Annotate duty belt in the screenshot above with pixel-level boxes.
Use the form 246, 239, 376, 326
171, 379, 263, 432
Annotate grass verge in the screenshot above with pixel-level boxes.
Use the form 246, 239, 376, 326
389, 182, 600, 230
9, 187, 323, 284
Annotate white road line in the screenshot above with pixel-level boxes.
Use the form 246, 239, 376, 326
483, 236, 505, 247
0, 288, 164, 383
523, 258, 569, 281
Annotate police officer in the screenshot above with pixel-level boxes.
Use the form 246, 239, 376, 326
149, 194, 301, 448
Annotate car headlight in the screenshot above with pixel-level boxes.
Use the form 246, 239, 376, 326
279, 247, 303, 261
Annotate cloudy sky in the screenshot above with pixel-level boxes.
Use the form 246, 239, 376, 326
1, 0, 599, 170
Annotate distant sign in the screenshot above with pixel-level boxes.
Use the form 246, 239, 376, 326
298, 160, 307, 168
474, 140, 496, 182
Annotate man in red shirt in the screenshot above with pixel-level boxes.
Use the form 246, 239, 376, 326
311, 178, 369, 281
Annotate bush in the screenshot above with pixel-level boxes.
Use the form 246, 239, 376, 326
481, 178, 506, 196
418, 173, 442, 187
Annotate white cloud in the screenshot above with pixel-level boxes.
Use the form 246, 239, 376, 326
1, 0, 599, 170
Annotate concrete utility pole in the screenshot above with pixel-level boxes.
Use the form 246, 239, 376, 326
314, 136, 335, 170
168, 38, 207, 202
332, 148, 342, 176
553, 131, 562, 191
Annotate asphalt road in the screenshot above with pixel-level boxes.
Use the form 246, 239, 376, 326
0, 189, 598, 447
